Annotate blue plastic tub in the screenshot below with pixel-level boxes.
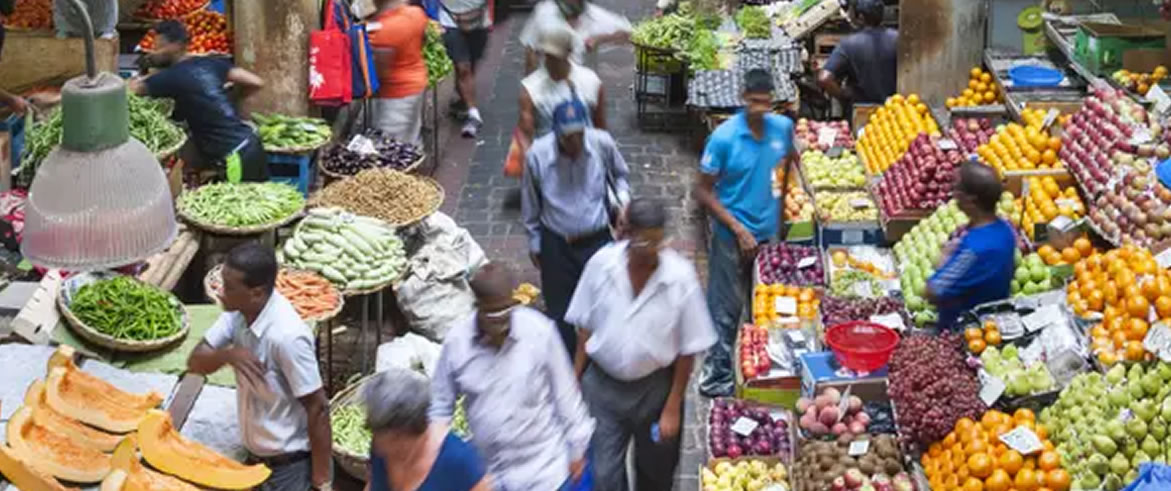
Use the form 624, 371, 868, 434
1008, 65, 1063, 87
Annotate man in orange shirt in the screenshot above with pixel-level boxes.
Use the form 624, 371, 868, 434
366, 0, 430, 145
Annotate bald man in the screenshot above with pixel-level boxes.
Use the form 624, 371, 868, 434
926, 162, 1016, 331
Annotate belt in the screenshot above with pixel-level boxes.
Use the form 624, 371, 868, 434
249, 450, 310, 468
564, 227, 611, 246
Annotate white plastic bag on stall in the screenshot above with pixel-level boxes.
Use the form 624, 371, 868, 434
395, 212, 487, 341
375, 332, 442, 376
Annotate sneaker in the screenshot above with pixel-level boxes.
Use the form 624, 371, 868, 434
461, 118, 481, 138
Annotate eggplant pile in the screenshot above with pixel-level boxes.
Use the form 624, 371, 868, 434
320, 129, 423, 176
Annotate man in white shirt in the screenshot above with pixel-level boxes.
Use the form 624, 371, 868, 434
430, 263, 596, 490
567, 198, 718, 490
518, 0, 632, 73
187, 243, 332, 491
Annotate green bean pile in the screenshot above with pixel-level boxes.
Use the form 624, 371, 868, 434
424, 22, 454, 87
18, 93, 185, 187
70, 276, 182, 341
331, 397, 471, 456
178, 182, 304, 228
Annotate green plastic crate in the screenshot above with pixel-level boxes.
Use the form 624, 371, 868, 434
1074, 22, 1166, 75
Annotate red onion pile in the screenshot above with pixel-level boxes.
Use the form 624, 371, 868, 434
874, 134, 963, 217
757, 243, 825, 286
708, 398, 792, 460
887, 333, 985, 447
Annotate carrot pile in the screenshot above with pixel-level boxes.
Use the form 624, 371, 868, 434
276, 270, 341, 320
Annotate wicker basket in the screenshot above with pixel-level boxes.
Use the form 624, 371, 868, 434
154, 133, 187, 161
308, 175, 444, 228
177, 204, 304, 236
264, 139, 330, 155
57, 272, 190, 353
329, 374, 376, 481
204, 264, 345, 322
318, 153, 427, 181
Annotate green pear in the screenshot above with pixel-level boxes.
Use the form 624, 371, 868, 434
1106, 420, 1128, 442
1151, 419, 1167, 440
1125, 468, 1140, 484
1103, 473, 1124, 491
1142, 435, 1162, 456
1157, 362, 1171, 382
1133, 450, 1152, 468
1130, 363, 1146, 381
1133, 400, 1159, 422
1079, 473, 1102, 490
1110, 452, 1131, 475
1094, 435, 1119, 456
1123, 438, 1139, 459
1142, 373, 1162, 397
1088, 453, 1111, 475
1110, 387, 1131, 408
1155, 454, 1167, 464
1107, 363, 1128, 385
1127, 418, 1148, 440
1129, 380, 1147, 400
1162, 397, 1171, 421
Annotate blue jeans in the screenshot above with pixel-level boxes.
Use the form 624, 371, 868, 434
699, 229, 751, 397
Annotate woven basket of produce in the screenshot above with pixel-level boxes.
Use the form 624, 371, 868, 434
205, 265, 345, 322
280, 207, 410, 293
330, 374, 376, 481
255, 113, 333, 154
317, 130, 424, 180
177, 181, 306, 235
309, 170, 444, 227
154, 133, 188, 161
58, 272, 190, 353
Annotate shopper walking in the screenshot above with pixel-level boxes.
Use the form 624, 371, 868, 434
695, 68, 797, 398
430, 263, 595, 491
519, 0, 631, 73
130, 20, 268, 182
362, 367, 492, 491
186, 243, 332, 491
435, 0, 490, 138
518, 25, 606, 144
522, 98, 630, 355
568, 198, 717, 491
365, 0, 430, 146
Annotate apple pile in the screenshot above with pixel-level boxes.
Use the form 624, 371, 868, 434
796, 119, 854, 151
888, 333, 986, 447
134, 0, 205, 20
708, 398, 792, 460
739, 324, 770, 379
1061, 86, 1161, 196
796, 387, 871, 438
874, 134, 963, 216
945, 117, 995, 155
756, 243, 825, 286
1091, 167, 1171, 247
802, 149, 866, 188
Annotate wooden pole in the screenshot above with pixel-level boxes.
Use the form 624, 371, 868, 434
231, 0, 320, 116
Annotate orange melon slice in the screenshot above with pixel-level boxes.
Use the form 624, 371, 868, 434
44, 363, 163, 433
0, 442, 79, 491
137, 409, 271, 489
5, 406, 112, 483
99, 436, 200, 491
24, 380, 120, 452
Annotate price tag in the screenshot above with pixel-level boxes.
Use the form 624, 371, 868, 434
1156, 248, 1171, 269
347, 134, 378, 155
817, 127, 838, 147
853, 281, 874, 297
842, 229, 864, 245
731, 416, 760, 436
870, 312, 906, 331
999, 426, 1044, 455
937, 138, 958, 150
1148, 84, 1171, 116
849, 198, 872, 209
1021, 304, 1062, 333
848, 439, 871, 456
1142, 322, 1171, 361
1054, 198, 1078, 209
835, 385, 853, 423
797, 256, 818, 269
763, 485, 786, 491
1020, 340, 1045, 367
774, 296, 797, 315
826, 147, 844, 158
1041, 109, 1060, 130
979, 369, 1006, 406
786, 329, 806, 345
1131, 127, 1154, 145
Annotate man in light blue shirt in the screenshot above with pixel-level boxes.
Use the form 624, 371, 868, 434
522, 98, 630, 354
695, 68, 797, 397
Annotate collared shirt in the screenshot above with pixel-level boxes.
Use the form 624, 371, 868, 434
522, 127, 630, 252
518, 0, 632, 68
700, 111, 795, 241
429, 307, 595, 491
204, 292, 322, 457
928, 219, 1016, 330
565, 241, 718, 380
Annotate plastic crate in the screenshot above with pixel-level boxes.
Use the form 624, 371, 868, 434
0, 114, 25, 176
268, 152, 314, 198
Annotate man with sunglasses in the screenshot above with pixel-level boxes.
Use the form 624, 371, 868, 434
430, 263, 595, 491
567, 198, 716, 490
695, 69, 797, 398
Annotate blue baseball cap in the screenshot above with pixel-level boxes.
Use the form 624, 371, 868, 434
552, 99, 589, 136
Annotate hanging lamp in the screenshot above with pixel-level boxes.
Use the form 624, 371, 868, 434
21, 0, 177, 270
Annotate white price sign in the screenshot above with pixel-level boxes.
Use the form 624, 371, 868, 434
853, 281, 874, 298
346, 134, 378, 155
848, 439, 870, 456
869, 312, 906, 331
849, 198, 872, 209
937, 138, 958, 150
1021, 304, 1062, 333
978, 369, 1006, 406
835, 385, 853, 423
774, 296, 797, 316
786, 329, 806, 345
1019, 340, 1045, 367
797, 256, 818, 269
1156, 248, 1171, 269
1143, 323, 1171, 361
817, 127, 838, 147
731, 417, 759, 436
1041, 109, 1060, 130
999, 426, 1044, 455
1149, 83, 1171, 115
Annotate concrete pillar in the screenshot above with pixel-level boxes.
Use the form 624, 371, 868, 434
232, 0, 319, 116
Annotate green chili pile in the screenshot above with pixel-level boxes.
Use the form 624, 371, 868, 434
331, 396, 471, 455
178, 182, 305, 228
70, 276, 182, 341
18, 93, 186, 187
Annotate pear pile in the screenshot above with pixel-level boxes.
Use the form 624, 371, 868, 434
981, 344, 1056, 397
1038, 362, 1171, 490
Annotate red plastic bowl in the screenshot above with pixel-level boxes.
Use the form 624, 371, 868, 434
825, 321, 899, 372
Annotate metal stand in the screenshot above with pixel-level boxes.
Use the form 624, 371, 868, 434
634, 44, 691, 132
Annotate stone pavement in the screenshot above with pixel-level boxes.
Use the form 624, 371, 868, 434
427, 1, 714, 488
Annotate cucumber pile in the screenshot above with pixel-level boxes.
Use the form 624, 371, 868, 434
279, 207, 408, 291
254, 113, 332, 151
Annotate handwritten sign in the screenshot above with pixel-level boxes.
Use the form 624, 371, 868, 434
1041, 109, 1060, 130
346, 134, 378, 155
937, 138, 958, 151
850, 198, 872, 209
1021, 304, 1062, 333
1143, 323, 1171, 361
999, 426, 1044, 455
870, 312, 906, 331
848, 439, 871, 456
817, 127, 838, 147
835, 385, 853, 423
774, 296, 797, 316
797, 256, 818, 269
979, 369, 1006, 406
731, 417, 759, 436
1149, 83, 1171, 115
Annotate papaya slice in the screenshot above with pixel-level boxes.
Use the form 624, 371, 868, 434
0, 442, 79, 491
99, 437, 200, 491
24, 380, 120, 452
45, 364, 163, 434
6, 406, 112, 483
137, 409, 271, 490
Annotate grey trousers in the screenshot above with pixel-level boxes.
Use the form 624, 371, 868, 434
255, 456, 312, 491
582, 364, 680, 491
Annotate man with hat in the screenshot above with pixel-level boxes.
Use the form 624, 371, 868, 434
817, 0, 898, 106
521, 96, 629, 355
516, 24, 606, 150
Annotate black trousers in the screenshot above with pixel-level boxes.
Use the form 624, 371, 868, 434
582, 364, 679, 491
538, 227, 611, 355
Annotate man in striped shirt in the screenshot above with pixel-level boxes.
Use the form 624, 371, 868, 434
926, 162, 1015, 331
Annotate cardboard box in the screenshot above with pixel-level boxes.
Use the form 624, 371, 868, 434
1074, 22, 1166, 75
799, 351, 890, 403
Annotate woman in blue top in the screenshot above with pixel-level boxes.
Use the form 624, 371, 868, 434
362, 368, 492, 491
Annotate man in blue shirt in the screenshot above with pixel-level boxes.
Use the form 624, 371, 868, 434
695, 69, 797, 397
927, 162, 1016, 331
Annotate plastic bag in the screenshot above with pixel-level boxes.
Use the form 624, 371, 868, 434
1122, 463, 1171, 491
395, 212, 487, 341
375, 332, 441, 376
504, 128, 528, 178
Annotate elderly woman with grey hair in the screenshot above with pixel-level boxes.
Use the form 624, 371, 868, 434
362, 368, 492, 491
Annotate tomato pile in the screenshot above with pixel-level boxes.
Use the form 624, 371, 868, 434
3, 0, 52, 30
137, 10, 231, 55
134, 0, 206, 20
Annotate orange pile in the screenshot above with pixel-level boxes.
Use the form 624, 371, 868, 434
922, 409, 1071, 491
1021, 178, 1085, 241
975, 122, 1063, 175
857, 94, 942, 175
752, 284, 819, 325
964, 319, 1002, 354
1036, 237, 1095, 267
946, 67, 1004, 108
1065, 245, 1170, 365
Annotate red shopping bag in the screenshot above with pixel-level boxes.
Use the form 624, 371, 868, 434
309, 0, 353, 106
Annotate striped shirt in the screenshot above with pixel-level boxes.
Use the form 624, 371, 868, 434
521, 128, 630, 252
